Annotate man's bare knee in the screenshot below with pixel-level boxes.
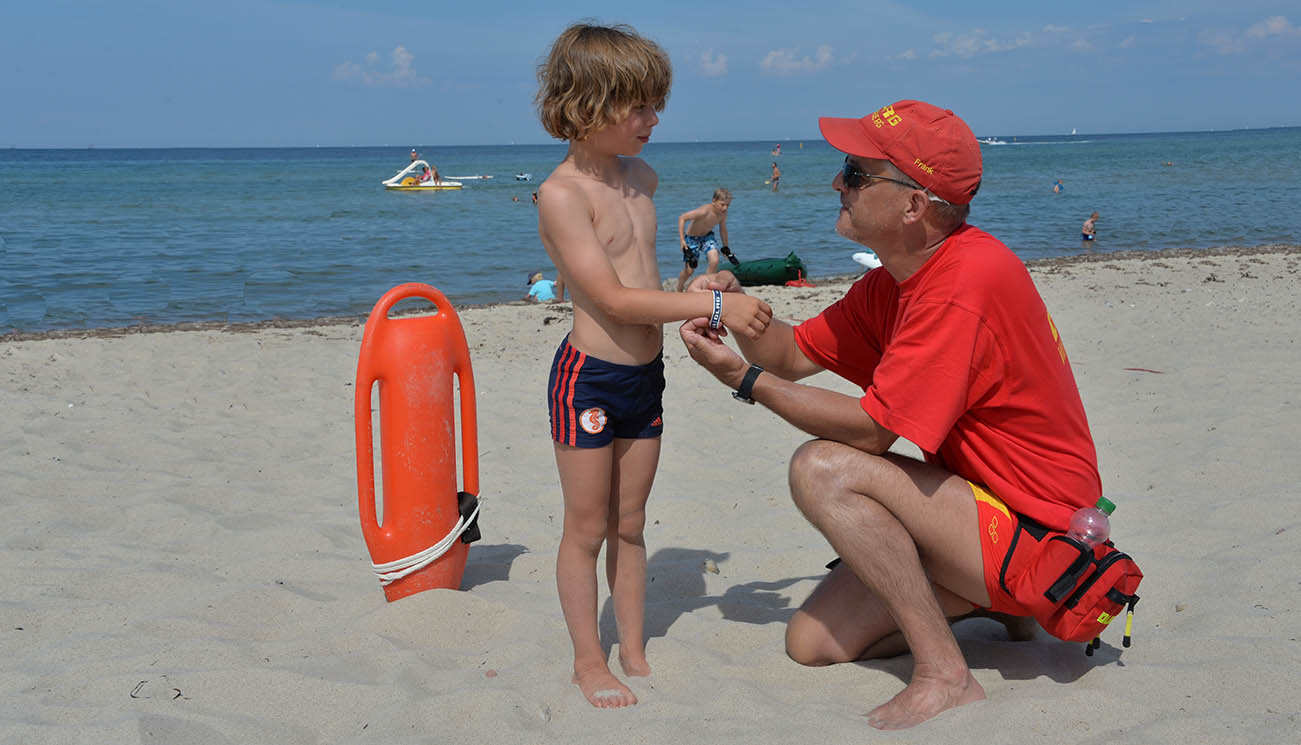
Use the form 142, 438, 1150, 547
784, 613, 843, 667
788, 440, 889, 517
788, 440, 841, 510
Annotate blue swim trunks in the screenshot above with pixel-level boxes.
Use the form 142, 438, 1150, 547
682, 231, 721, 269
547, 336, 665, 448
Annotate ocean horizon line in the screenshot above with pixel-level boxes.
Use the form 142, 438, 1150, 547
6, 124, 1299, 152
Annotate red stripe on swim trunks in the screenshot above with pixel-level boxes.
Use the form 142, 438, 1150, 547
565, 350, 586, 446
551, 344, 575, 442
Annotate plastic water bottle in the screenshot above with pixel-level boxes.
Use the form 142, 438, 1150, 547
1067, 497, 1116, 547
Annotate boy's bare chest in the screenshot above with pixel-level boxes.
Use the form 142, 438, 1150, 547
591, 192, 656, 258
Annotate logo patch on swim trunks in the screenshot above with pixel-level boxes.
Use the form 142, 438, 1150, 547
987, 515, 999, 544
651, 416, 663, 428
579, 407, 607, 435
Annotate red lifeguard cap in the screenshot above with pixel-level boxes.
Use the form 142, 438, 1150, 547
818, 100, 982, 204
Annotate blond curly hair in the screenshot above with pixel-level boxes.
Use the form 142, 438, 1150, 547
536, 23, 672, 142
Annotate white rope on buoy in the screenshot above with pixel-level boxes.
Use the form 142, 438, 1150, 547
370, 500, 481, 586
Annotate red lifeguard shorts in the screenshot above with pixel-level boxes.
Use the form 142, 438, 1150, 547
971, 482, 1037, 616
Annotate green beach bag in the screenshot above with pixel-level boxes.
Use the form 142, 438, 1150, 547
732, 251, 807, 286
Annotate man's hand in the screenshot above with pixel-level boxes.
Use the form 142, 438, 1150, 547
679, 318, 749, 389
686, 270, 742, 294
685, 270, 769, 340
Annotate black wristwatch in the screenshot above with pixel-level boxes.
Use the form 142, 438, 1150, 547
732, 365, 764, 404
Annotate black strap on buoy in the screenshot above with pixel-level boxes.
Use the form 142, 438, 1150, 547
457, 492, 481, 544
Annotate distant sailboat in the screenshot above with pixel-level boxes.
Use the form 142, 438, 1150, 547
1071, 128, 1077, 135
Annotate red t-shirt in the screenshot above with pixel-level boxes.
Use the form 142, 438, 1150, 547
793, 224, 1101, 529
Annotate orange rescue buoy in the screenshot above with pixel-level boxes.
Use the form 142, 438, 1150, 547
354, 283, 481, 601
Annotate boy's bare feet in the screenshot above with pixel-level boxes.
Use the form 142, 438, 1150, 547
864, 664, 985, 729
619, 650, 651, 677
573, 664, 638, 708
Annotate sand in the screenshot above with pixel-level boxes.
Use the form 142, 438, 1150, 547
2, 245, 1300, 744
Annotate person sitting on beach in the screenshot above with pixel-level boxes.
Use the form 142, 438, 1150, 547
1082, 211, 1100, 244
534, 21, 772, 709
679, 100, 1103, 729
676, 188, 739, 292
525, 271, 566, 303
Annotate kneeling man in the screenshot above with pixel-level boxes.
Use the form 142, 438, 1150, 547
680, 100, 1102, 729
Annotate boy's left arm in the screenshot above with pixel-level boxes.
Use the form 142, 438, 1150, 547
718, 212, 729, 248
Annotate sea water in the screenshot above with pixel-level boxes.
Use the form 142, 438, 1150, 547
2, 127, 1299, 333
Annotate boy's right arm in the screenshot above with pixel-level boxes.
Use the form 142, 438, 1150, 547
539, 183, 772, 338
677, 205, 705, 247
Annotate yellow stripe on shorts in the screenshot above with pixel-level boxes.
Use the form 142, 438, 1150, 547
970, 482, 1011, 520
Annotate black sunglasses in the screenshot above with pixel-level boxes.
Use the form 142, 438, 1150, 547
840, 157, 919, 191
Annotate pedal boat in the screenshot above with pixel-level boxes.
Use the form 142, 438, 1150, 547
383, 160, 463, 191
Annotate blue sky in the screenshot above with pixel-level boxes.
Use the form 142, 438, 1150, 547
4, 0, 1299, 147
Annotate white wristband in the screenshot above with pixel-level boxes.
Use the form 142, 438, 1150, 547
709, 290, 723, 329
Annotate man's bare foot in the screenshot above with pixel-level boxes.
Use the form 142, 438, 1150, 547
573, 665, 638, 709
954, 609, 1037, 642
619, 650, 651, 677
997, 614, 1037, 642
864, 667, 985, 729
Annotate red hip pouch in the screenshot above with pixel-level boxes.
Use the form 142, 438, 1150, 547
975, 485, 1143, 645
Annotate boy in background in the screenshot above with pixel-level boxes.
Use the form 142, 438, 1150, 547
525, 271, 565, 303
675, 188, 740, 292
535, 22, 772, 708
1082, 211, 1100, 245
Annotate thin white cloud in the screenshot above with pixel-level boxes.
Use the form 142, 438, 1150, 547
1247, 15, 1297, 39
700, 49, 728, 76
1201, 15, 1299, 54
333, 45, 430, 86
1120, 36, 1136, 49
894, 48, 918, 61
1043, 25, 1070, 33
760, 45, 834, 74
929, 29, 1032, 58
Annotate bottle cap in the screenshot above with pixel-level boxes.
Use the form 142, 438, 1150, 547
1095, 496, 1116, 515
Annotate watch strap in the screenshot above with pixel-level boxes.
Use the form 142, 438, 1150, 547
732, 365, 764, 404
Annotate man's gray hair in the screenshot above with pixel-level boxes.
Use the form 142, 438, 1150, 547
882, 161, 972, 230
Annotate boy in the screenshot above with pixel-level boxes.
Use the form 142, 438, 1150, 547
525, 271, 565, 303
534, 22, 772, 709
675, 188, 740, 292
1082, 211, 1100, 244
